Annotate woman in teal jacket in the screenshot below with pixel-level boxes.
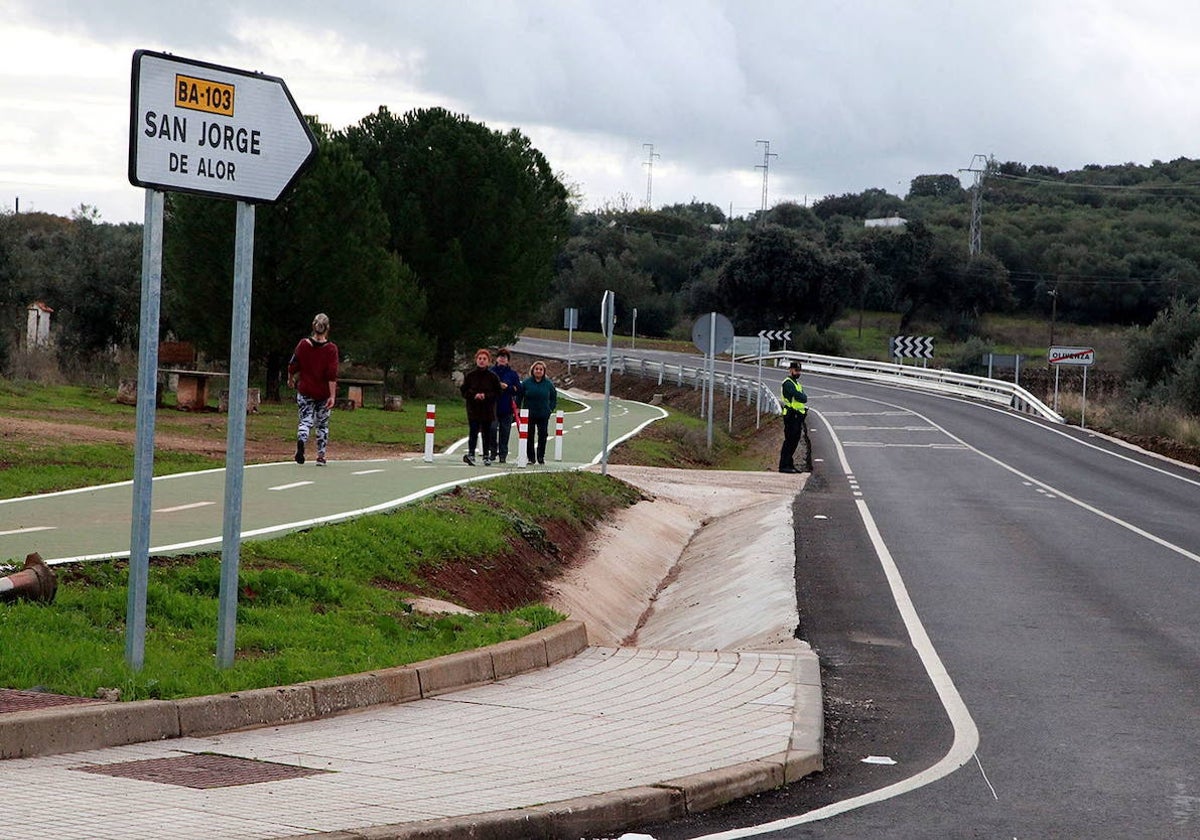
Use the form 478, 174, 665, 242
520, 360, 557, 465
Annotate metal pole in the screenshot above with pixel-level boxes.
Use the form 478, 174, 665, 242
601, 291, 615, 475
755, 350, 763, 429
1081, 366, 1088, 430
706, 313, 716, 450
728, 351, 735, 433
216, 201, 255, 669
125, 189, 164, 672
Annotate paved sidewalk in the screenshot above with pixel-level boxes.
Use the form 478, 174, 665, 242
0, 645, 819, 840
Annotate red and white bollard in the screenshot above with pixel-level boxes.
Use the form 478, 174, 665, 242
554, 410, 564, 462
517, 408, 529, 468
423, 404, 435, 462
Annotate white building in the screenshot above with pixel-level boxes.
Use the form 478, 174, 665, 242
26, 301, 53, 350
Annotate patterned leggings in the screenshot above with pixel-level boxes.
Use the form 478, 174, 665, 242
296, 394, 330, 455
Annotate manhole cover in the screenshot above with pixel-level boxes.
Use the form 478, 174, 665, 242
0, 689, 102, 713
73, 753, 331, 789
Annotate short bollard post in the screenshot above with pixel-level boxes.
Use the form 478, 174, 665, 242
517, 408, 529, 468
423, 404, 435, 463
554, 410, 564, 461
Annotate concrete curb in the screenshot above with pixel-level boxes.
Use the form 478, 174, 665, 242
0, 620, 588, 760
273, 646, 825, 840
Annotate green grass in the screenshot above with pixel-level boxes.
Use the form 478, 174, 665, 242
2, 472, 639, 700
0, 380, 476, 499
0, 442, 219, 497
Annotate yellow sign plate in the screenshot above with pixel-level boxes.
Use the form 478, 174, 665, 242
174, 74, 235, 117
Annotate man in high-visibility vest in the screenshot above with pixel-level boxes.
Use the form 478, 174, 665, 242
779, 360, 811, 473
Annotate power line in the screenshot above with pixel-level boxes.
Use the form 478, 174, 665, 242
989, 171, 1200, 193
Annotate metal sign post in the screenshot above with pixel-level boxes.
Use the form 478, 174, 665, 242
215, 201, 255, 668
600, 291, 615, 475
754, 330, 789, 429
125, 49, 316, 670
692, 313, 734, 450
563, 307, 578, 372
124, 188, 164, 671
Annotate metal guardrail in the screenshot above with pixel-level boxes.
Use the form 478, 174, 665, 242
752, 351, 1065, 423
574, 356, 784, 415
570, 350, 1064, 424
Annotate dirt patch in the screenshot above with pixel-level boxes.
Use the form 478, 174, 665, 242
413, 519, 594, 613
0, 414, 401, 463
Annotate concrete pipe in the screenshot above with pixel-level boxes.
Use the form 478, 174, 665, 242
0, 552, 58, 604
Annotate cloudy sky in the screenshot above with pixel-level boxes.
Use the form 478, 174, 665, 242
4, 0, 1200, 224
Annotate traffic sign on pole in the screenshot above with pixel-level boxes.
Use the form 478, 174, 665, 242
1048, 346, 1095, 366
129, 50, 318, 203
692, 313, 734, 355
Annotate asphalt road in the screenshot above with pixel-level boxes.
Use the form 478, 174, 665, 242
527, 340, 1200, 839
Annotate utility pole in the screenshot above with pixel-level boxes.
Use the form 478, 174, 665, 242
960, 153, 992, 256
1048, 285, 1058, 346
755, 139, 777, 222
642, 143, 660, 210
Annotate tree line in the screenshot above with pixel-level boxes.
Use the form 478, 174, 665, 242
3, 120, 1199, 410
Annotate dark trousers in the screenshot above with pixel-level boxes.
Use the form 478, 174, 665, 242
495, 413, 514, 459
526, 415, 550, 463
468, 419, 497, 458
779, 411, 811, 470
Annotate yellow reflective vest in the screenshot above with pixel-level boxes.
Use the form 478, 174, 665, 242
781, 376, 808, 415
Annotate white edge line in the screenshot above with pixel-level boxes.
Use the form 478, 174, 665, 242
44, 472, 514, 565
586, 401, 670, 466
844, 393, 1200, 565
695, 409, 980, 838
0, 526, 57, 537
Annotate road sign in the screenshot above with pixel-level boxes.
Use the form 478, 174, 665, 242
129, 50, 318, 202
599, 291, 615, 338
563, 307, 579, 330
890, 335, 934, 359
1048, 346, 1095, 366
693, 313, 734, 355
758, 329, 792, 342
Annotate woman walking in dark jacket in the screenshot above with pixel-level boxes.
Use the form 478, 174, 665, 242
460, 348, 501, 466
520, 360, 557, 465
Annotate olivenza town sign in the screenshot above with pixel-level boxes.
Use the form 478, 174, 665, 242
129, 50, 317, 202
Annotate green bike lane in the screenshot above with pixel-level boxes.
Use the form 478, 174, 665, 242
0, 394, 665, 565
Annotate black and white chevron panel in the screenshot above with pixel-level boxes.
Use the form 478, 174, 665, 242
757, 329, 792, 342
890, 335, 934, 358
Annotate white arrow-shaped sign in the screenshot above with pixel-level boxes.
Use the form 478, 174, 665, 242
129, 50, 318, 203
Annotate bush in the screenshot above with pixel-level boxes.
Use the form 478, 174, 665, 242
944, 336, 995, 374
1124, 298, 1200, 411
793, 325, 847, 356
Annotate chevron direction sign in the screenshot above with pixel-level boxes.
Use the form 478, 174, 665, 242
758, 329, 792, 342
890, 335, 934, 359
